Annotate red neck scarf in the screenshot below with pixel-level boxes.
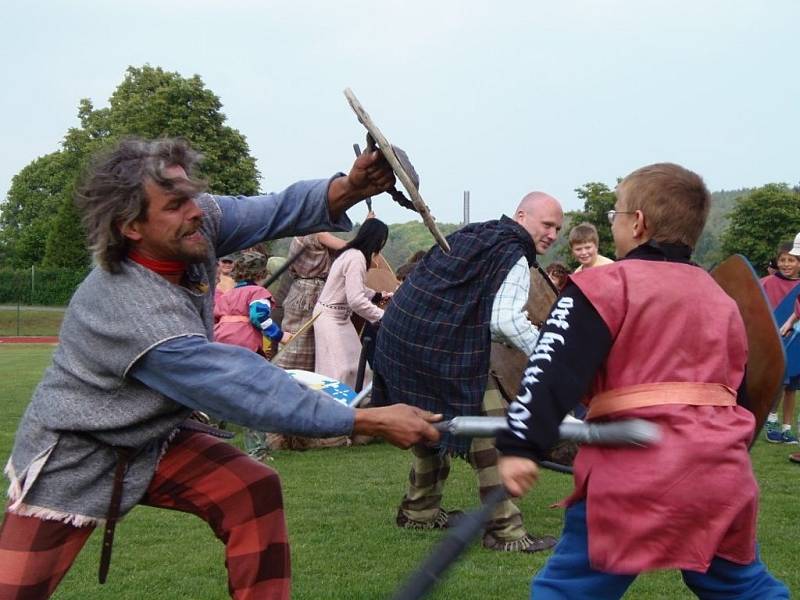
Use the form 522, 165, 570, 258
128, 250, 188, 279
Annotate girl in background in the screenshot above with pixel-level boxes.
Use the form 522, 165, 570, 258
313, 218, 390, 388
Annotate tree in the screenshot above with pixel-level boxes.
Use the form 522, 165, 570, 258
1, 65, 261, 269
43, 181, 88, 268
557, 182, 617, 267
693, 189, 751, 268
720, 184, 800, 274
0, 152, 72, 267
104, 66, 259, 195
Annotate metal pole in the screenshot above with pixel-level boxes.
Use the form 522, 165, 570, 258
31, 265, 35, 304
463, 191, 470, 225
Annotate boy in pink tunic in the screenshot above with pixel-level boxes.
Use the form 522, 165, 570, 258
497, 163, 788, 599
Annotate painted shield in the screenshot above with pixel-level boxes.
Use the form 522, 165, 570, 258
286, 369, 358, 407
773, 284, 800, 378
710, 255, 786, 442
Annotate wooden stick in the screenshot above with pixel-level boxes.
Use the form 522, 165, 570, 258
270, 312, 321, 364
353, 143, 373, 212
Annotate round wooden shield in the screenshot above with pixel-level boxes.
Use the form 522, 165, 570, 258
488, 266, 576, 469
710, 254, 786, 444
365, 253, 400, 294
489, 265, 558, 404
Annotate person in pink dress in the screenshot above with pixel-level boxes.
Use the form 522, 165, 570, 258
313, 218, 390, 389
498, 163, 788, 599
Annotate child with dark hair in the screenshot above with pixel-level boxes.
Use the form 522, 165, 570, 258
396, 249, 428, 283
544, 261, 569, 291
313, 218, 391, 387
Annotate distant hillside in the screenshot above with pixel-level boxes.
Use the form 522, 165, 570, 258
693, 188, 752, 268
266, 220, 463, 270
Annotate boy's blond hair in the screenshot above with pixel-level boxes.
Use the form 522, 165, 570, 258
568, 222, 599, 247
616, 163, 710, 249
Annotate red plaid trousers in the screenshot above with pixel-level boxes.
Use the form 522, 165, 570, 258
0, 430, 290, 599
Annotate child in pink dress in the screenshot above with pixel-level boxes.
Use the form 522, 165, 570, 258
214, 252, 284, 355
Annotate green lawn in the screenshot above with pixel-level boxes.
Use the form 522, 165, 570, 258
0, 307, 65, 337
0, 344, 797, 599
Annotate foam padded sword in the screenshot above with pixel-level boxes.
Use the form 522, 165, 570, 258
434, 415, 661, 446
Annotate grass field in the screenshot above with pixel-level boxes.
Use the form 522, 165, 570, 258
1, 344, 797, 599
0, 306, 65, 337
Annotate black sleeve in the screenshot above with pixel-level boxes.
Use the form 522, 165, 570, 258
496, 281, 613, 461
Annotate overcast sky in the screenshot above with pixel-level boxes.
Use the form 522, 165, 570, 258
2, 0, 798, 226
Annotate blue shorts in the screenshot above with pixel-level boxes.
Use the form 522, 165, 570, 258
783, 374, 800, 390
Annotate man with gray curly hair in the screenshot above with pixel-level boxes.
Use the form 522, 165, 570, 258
0, 137, 441, 599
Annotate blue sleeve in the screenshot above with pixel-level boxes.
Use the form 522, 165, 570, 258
129, 336, 355, 436
214, 175, 354, 257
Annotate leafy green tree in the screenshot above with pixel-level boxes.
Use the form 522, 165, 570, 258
104, 66, 259, 195
0, 152, 72, 267
558, 182, 617, 267
720, 184, 800, 274
43, 181, 88, 268
2, 65, 261, 269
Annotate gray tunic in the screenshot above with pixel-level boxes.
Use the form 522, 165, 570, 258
6, 195, 221, 523
5, 183, 355, 524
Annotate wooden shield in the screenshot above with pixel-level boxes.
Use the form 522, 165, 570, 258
344, 88, 451, 252
365, 253, 400, 294
353, 253, 399, 334
489, 265, 558, 403
710, 255, 786, 443
489, 265, 575, 468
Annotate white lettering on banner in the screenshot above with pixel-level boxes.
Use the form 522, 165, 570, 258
521, 365, 543, 386
546, 296, 574, 330
507, 294, 575, 437
508, 400, 531, 438
516, 387, 533, 406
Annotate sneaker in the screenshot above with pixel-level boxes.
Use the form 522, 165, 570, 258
482, 531, 558, 553
396, 508, 464, 530
781, 430, 799, 445
765, 424, 782, 444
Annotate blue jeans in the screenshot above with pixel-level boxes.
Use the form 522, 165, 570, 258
531, 501, 789, 600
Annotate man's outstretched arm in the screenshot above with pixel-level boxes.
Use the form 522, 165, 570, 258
130, 336, 439, 447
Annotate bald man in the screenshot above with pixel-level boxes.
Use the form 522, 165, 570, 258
372, 192, 563, 553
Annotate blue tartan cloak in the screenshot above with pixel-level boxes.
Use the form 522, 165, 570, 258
372, 216, 538, 455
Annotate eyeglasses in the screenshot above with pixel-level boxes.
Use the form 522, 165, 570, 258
606, 209, 636, 224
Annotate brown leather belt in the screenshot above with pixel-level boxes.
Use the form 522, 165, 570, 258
99, 446, 133, 584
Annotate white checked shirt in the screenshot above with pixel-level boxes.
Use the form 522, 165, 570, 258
490, 256, 540, 356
